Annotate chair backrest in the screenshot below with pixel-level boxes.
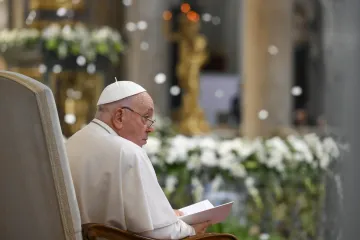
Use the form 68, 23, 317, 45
0, 71, 82, 240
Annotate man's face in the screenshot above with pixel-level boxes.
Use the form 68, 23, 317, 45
118, 92, 155, 147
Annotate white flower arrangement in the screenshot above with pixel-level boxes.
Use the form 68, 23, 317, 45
0, 28, 40, 51
146, 134, 339, 179
144, 132, 339, 208
0, 24, 124, 65
145, 129, 341, 237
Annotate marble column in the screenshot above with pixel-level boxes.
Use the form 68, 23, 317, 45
321, 0, 360, 239
241, 0, 292, 138
123, 0, 171, 116
10, 0, 24, 28
0, 0, 9, 29
307, 0, 325, 121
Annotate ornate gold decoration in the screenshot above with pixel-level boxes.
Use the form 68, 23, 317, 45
29, 20, 79, 30
163, 12, 210, 136
8, 67, 42, 81
49, 71, 104, 137
29, 0, 84, 11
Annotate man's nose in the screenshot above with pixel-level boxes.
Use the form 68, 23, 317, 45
146, 126, 155, 133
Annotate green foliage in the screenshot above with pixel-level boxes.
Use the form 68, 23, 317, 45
207, 218, 285, 240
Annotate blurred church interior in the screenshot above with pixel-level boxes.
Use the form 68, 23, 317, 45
0, 0, 324, 138
2, 1, 351, 239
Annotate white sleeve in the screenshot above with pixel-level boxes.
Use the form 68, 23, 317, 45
140, 219, 195, 240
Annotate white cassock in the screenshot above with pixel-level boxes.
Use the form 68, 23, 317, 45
66, 119, 195, 239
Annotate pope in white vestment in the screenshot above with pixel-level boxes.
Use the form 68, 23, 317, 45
66, 81, 209, 239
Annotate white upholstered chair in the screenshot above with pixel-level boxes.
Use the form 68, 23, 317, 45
0, 71, 237, 240
0, 71, 82, 240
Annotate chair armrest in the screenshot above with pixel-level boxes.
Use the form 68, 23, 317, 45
185, 233, 238, 240
82, 223, 238, 240
82, 223, 154, 240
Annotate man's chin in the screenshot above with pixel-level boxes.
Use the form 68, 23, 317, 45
129, 138, 146, 147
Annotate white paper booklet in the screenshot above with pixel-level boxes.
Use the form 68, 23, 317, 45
179, 200, 233, 225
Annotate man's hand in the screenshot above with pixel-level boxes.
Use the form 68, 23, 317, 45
192, 221, 211, 234
174, 209, 184, 216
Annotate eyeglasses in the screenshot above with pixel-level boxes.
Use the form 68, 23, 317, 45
121, 106, 156, 128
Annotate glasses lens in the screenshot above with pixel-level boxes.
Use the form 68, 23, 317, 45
147, 119, 154, 128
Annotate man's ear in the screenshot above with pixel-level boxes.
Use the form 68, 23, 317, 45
112, 108, 124, 129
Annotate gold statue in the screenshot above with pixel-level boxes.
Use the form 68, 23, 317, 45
163, 10, 210, 136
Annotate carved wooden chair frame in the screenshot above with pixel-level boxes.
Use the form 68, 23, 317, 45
82, 223, 238, 240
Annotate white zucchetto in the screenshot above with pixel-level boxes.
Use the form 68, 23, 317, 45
97, 80, 146, 106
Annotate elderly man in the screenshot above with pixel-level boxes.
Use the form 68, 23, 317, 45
66, 81, 210, 239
